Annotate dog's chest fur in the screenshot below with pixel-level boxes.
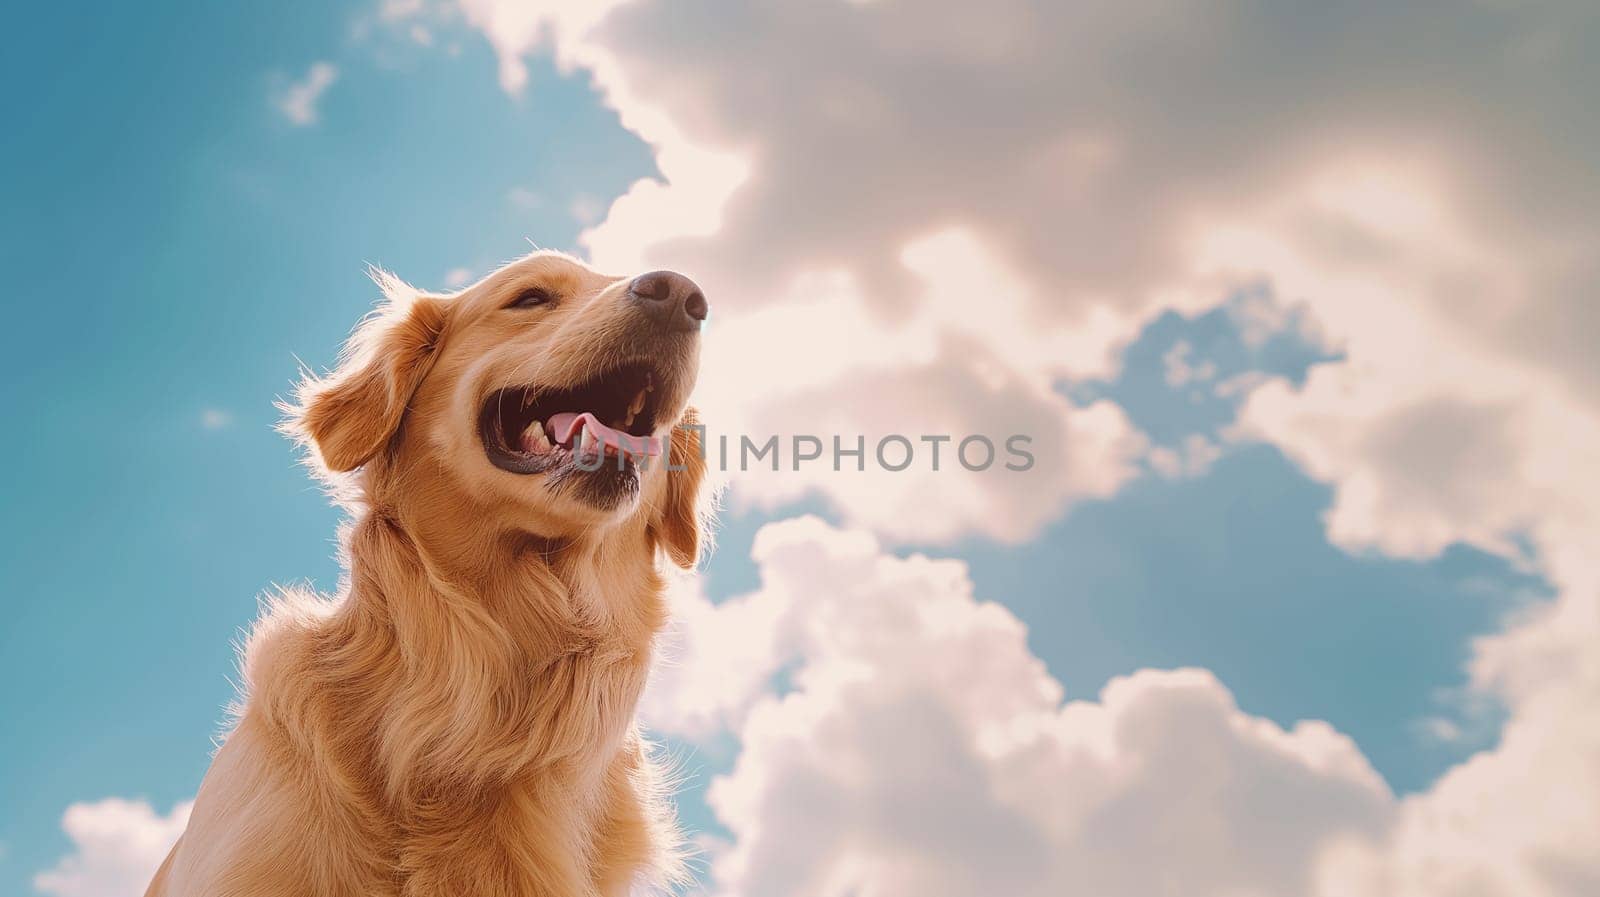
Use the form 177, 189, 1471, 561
205, 515, 669, 896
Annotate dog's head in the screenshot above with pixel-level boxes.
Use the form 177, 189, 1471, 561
287, 251, 707, 567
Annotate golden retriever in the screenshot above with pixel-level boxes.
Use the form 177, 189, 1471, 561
145, 251, 708, 897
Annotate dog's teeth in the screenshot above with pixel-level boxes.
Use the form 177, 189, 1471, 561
522, 420, 551, 453
628, 389, 647, 416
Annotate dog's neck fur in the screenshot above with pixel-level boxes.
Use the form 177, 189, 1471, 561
253, 462, 667, 822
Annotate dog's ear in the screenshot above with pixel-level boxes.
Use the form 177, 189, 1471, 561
651, 409, 709, 569
286, 274, 448, 473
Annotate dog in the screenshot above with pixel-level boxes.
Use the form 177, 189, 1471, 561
145, 251, 708, 897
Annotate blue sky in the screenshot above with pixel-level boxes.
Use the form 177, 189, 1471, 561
4, 3, 1597, 897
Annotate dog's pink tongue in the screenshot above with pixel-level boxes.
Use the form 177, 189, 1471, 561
548, 412, 663, 457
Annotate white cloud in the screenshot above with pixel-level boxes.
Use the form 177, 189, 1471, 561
651, 516, 1600, 897
455, 0, 627, 94
641, 572, 790, 740
275, 62, 338, 126
443, 266, 472, 288
649, 517, 1395, 897
1314, 657, 1600, 897
34, 799, 190, 897
405, 0, 1183, 544
199, 408, 232, 430
1227, 288, 1319, 350
689, 255, 1147, 543
423, 0, 1599, 554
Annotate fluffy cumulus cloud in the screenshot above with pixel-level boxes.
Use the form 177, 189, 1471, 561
649, 517, 1600, 897
1216, 157, 1600, 563
413, 0, 1600, 555
647, 517, 1398, 897
403, 0, 1600, 893
689, 259, 1146, 542
34, 799, 190, 897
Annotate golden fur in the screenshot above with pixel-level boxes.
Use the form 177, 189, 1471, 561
147, 252, 707, 897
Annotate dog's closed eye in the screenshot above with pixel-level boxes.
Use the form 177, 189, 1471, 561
508, 286, 557, 309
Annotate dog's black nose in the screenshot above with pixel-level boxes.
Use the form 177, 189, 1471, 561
628, 270, 707, 333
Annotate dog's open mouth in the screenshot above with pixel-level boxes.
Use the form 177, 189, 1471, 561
480, 361, 665, 476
